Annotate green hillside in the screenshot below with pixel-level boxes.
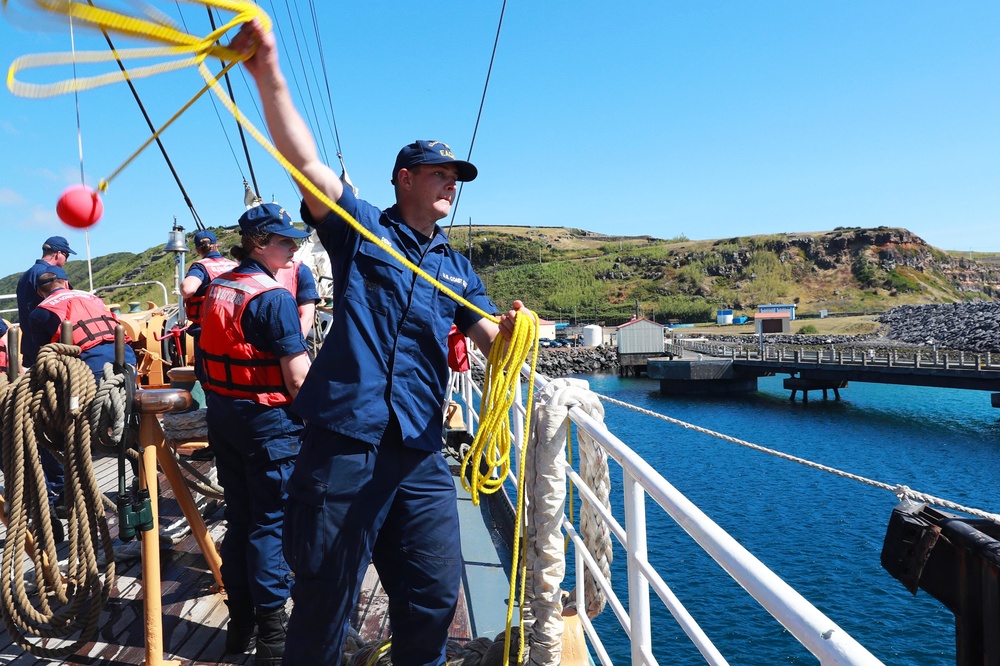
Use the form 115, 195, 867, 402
3, 225, 997, 327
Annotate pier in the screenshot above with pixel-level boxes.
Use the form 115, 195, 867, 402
649, 341, 1000, 404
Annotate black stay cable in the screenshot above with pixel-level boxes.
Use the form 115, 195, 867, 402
207, 6, 262, 199
90, 2, 205, 230
173, 1, 250, 189
448, 0, 508, 235
307, 0, 344, 161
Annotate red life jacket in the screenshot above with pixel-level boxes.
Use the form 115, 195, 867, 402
447, 325, 469, 372
199, 272, 290, 406
185, 256, 238, 323
273, 262, 300, 297
0, 333, 8, 375
37, 289, 120, 350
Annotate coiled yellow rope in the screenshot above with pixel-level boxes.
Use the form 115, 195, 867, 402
5, 2, 541, 660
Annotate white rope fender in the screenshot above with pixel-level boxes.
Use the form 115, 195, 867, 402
523, 378, 610, 665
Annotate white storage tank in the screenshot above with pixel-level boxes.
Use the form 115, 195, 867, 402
582, 324, 603, 347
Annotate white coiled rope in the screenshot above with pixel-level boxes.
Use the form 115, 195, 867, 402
523, 378, 611, 666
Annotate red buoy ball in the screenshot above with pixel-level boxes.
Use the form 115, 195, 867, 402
56, 184, 104, 228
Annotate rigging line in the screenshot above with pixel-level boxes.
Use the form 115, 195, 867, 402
448, 0, 508, 235
173, 0, 247, 185
307, 0, 343, 159
231, 63, 300, 197
69, 14, 85, 184
593, 391, 1000, 524
266, 0, 330, 165
206, 6, 261, 198
93, 1, 205, 230
290, 0, 337, 159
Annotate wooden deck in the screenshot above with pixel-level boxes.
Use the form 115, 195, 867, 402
0, 445, 508, 665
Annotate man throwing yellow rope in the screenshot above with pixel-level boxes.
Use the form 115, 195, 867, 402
232, 19, 532, 666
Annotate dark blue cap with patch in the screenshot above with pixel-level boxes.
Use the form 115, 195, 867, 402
43, 236, 76, 255
238, 203, 310, 239
391, 140, 477, 185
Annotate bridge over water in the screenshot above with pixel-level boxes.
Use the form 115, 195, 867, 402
648, 341, 1000, 406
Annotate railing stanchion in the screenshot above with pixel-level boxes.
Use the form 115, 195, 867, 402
624, 474, 652, 665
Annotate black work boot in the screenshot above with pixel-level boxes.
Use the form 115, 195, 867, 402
253, 607, 287, 665
224, 599, 256, 654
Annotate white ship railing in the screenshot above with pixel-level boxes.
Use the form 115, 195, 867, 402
456, 352, 884, 666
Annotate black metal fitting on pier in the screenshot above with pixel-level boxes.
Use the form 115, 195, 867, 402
881, 501, 1000, 665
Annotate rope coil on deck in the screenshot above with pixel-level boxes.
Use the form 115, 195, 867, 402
0, 344, 116, 658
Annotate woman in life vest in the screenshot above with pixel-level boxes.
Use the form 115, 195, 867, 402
180, 229, 238, 382
198, 203, 310, 664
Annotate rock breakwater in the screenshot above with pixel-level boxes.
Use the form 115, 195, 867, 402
535, 346, 620, 376
878, 302, 1000, 352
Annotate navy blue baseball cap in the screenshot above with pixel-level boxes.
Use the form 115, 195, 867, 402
238, 203, 310, 239
193, 230, 217, 245
43, 236, 76, 255
36, 265, 68, 287
391, 140, 477, 185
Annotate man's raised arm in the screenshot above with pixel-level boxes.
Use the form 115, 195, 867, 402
232, 18, 343, 220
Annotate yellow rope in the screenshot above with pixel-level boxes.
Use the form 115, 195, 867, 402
6, 3, 543, 659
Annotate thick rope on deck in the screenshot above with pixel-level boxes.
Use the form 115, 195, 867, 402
0, 344, 116, 659
341, 626, 523, 666
162, 408, 208, 441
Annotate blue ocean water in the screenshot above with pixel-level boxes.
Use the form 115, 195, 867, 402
564, 373, 1000, 665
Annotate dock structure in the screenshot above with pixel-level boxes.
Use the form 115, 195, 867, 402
648, 343, 1000, 405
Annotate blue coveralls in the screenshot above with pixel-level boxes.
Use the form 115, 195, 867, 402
16, 261, 68, 504
203, 260, 306, 612
283, 188, 497, 666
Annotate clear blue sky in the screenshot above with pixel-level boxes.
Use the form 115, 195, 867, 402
2, 1, 999, 283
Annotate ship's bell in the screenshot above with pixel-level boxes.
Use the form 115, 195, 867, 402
164, 229, 189, 253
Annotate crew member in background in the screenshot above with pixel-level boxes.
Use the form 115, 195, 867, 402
29, 266, 136, 385
180, 229, 238, 376
0, 319, 10, 377
235, 21, 532, 666
199, 203, 310, 664
273, 258, 319, 338
15, 236, 74, 520
17, 236, 75, 367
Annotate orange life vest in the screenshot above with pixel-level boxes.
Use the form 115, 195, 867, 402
0, 334, 8, 375
185, 256, 238, 324
37, 289, 120, 350
199, 272, 291, 406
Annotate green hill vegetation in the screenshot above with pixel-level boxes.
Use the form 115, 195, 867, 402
3, 225, 997, 327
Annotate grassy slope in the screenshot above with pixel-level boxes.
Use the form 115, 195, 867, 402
2, 225, 992, 326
